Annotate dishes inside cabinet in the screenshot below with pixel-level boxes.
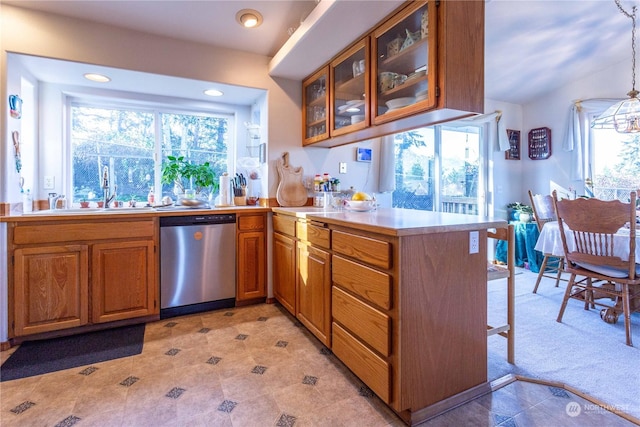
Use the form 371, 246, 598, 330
386, 97, 415, 110
400, 29, 421, 51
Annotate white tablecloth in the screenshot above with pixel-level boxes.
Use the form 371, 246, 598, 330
534, 221, 640, 262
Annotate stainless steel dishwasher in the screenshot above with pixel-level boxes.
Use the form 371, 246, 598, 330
160, 213, 236, 318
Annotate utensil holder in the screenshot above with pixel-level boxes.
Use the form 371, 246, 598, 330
234, 196, 246, 206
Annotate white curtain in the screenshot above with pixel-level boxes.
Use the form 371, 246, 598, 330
563, 98, 621, 181
378, 135, 396, 193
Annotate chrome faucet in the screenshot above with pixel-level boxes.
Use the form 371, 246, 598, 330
48, 192, 65, 210
102, 166, 117, 208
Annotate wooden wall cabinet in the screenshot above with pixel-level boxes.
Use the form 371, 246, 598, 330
9, 218, 158, 338
302, 67, 329, 145
236, 213, 267, 302
330, 38, 370, 137
302, 0, 484, 148
371, 0, 436, 125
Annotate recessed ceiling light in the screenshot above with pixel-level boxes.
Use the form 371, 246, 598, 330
83, 73, 111, 83
236, 9, 263, 28
204, 89, 223, 97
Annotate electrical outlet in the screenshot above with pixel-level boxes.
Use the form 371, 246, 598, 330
44, 176, 55, 189
469, 231, 479, 254
339, 162, 347, 174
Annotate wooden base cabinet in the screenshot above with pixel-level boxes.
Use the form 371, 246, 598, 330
236, 213, 267, 302
92, 240, 156, 323
273, 232, 296, 314
330, 225, 489, 425
296, 241, 331, 347
8, 218, 158, 339
272, 213, 332, 346
13, 245, 89, 336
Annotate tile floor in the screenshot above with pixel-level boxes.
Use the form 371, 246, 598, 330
0, 303, 636, 427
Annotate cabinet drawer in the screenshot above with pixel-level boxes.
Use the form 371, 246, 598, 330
238, 214, 264, 231
273, 215, 296, 237
13, 220, 155, 245
332, 286, 390, 356
332, 256, 391, 310
297, 221, 330, 249
333, 322, 390, 403
332, 230, 391, 269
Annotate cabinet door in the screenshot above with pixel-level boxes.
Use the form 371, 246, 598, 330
273, 232, 296, 315
13, 245, 89, 336
237, 230, 266, 301
372, 0, 436, 125
296, 242, 331, 347
330, 38, 370, 137
91, 240, 156, 323
302, 66, 329, 145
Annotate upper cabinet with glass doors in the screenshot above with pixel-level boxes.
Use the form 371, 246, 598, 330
301, 0, 483, 148
330, 39, 369, 137
302, 67, 329, 145
372, 0, 435, 125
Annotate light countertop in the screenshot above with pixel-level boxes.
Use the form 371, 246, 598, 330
273, 207, 506, 237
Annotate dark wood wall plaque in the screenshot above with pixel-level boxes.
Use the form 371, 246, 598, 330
528, 127, 551, 160
505, 129, 520, 160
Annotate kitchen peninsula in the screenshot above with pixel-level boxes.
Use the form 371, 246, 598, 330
2, 205, 505, 424
272, 206, 506, 425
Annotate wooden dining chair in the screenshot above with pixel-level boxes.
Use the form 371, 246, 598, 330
528, 190, 565, 293
552, 190, 640, 347
487, 223, 515, 363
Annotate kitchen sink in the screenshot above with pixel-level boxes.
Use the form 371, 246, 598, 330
23, 207, 155, 215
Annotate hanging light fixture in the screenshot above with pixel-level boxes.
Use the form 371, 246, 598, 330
592, 0, 640, 133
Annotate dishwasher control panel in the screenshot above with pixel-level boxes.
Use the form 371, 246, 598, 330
160, 213, 236, 227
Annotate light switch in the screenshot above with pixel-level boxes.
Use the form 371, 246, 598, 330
44, 176, 55, 189
339, 162, 347, 174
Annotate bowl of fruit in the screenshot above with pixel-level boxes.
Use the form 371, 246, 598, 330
344, 192, 376, 211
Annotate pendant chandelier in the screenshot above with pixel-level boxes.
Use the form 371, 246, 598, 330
592, 0, 640, 133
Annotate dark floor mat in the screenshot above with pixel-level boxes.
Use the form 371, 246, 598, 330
1, 324, 145, 381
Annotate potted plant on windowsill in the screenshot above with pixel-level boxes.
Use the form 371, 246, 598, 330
161, 155, 218, 199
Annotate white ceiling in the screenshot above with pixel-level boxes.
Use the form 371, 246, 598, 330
3, 0, 639, 105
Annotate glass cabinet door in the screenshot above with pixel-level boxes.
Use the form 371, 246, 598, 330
302, 66, 329, 145
372, 0, 436, 125
330, 38, 369, 137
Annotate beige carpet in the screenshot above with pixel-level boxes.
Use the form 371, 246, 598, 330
487, 268, 640, 420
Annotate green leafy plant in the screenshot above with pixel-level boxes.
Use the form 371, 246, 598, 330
161, 155, 218, 195
506, 202, 532, 214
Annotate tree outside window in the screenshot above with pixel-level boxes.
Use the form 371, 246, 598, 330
70, 103, 231, 205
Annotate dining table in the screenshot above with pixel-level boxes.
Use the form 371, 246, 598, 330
534, 221, 640, 262
534, 220, 640, 322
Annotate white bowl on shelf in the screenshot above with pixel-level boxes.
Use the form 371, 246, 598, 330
351, 115, 365, 124
385, 97, 415, 110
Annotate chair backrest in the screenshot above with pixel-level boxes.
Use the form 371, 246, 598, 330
551, 191, 637, 280
528, 190, 556, 232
